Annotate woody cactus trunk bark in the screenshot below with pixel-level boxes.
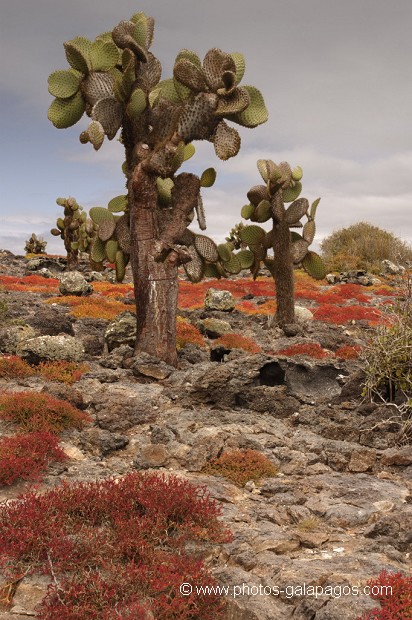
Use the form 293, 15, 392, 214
47, 11, 268, 365
271, 193, 295, 325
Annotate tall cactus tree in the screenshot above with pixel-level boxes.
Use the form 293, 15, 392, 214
238, 160, 326, 325
47, 11, 267, 366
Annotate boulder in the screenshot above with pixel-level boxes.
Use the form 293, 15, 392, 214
58, 271, 93, 296
17, 334, 84, 363
204, 288, 235, 312
104, 311, 136, 351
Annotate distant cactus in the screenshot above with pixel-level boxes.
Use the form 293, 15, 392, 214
47, 12, 268, 364
50, 197, 96, 270
24, 233, 47, 255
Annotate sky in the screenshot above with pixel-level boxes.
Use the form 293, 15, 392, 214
0, 0, 411, 256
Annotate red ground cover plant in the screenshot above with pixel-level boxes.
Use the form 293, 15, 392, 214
213, 333, 261, 354
312, 304, 384, 325
277, 343, 331, 359
0, 391, 90, 434
45, 295, 133, 320
235, 299, 276, 315
0, 432, 66, 486
37, 361, 89, 384
357, 570, 412, 619
91, 281, 134, 299
203, 449, 277, 486
0, 355, 33, 379
0, 275, 59, 294
176, 317, 206, 349
334, 345, 362, 359
178, 277, 275, 310
0, 473, 230, 620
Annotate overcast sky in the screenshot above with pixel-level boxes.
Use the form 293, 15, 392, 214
1, 0, 411, 256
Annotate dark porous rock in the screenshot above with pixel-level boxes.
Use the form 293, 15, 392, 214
100, 344, 134, 369
315, 596, 378, 620
331, 369, 365, 403
25, 256, 66, 273
282, 323, 303, 337
92, 384, 164, 432
25, 305, 75, 336
128, 352, 175, 380
381, 446, 412, 466
74, 318, 108, 356
234, 386, 300, 416
150, 425, 176, 444
81, 428, 129, 457
133, 444, 170, 469
364, 513, 412, 551
41, 383, 86, 410
178, 343, 210, 365
104, 311, 136, 351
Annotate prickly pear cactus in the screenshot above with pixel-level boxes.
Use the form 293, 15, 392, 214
24, 233, 47, 255
51, 197, 96, 270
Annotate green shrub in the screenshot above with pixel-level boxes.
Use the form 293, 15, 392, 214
320, 222, 412, 273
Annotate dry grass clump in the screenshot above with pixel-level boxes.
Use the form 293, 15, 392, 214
320, 221, 412, 273
203, 449, 277, 487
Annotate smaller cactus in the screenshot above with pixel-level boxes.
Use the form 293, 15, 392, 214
24, 233, 47, 255
51, 197, 96, 270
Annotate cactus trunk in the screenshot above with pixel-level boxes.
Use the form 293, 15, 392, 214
129, 166, 178, 366
271, 217, 295, 326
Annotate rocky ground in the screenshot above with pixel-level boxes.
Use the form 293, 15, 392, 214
0, 251, 410, 620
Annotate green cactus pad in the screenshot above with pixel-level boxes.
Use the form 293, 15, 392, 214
254, 200, 271, 223
236, 249, 255, 269
200, 168, 217, 187
310, 197, 321, 219
48, 91, 86, 129
183, 143, 195, 161
291, 239, 309, 264
228, 86, 268, 128
133, 15, 148, 48
290, 231, 303, 242
248, 244, 267, 260
241, 204, 255, 220
284, 197, 309, 225
204, 263, 222, 279
239, 225, 266, 246
183, 246, 204, 283
130, 13, 154, 47
174, 59, 207, 92
115, 214, 131, 254
264, 230, 274, 249
175, 49, 202, 68
292, 165, 303, 181
48, 70, 82, 99
108, 195, 128, 213
282, 182, 302, 203
217, 243, 233, 262
256, 159, 270, 182
64, 37, 92, 74
303, 220, 316, 245
194, 235, 219, 262
105, 239, 119, 262
56, 218, 65, 230
223, 253, 242, 274
247, 184, 269, 207
126, 88, 147, 119
90, 40, 119, 72
301, 251, 326, 280
89, 207, 115, 227
213, 121, 241, 160
91, 237, 106, 263
115, 250, 127, 282
230, 52, 246, 83
112, 20, 147, 63
215, 87, 249, 116
156, 178, 174, 205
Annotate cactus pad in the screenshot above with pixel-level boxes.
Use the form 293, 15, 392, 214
177, 92, 218, 141
108, 195, 128, 213
115, 250, 127, 282
223, 253, 242, 274
64, 37, 92, 74
254, 200, 271, 223
115, 214, 131, 254
303, 220, 316, 244
284, 198, 309, 225
98, 218, 116, 242
282, 182, 302, 203
173, 59, 208, 92
81, 72, 114, 106
215, 87, 249, 116
183, 246, 204, 283
241, 204, 254, 220
229, 86, 268, 128
48, 70, 82, 99
90, 40, 119, 72
240, 225, 266, 246
91, 237, 106, 263
217, 243, 233, 262
213, 121, 241, 160
301, 251, 326, 280
83, 120, 105, 150
175, 49, 202, 68
92, 98, 123, 139
126, 88, 147, 120
247, 184, 269, 206
105, 239, 119, 263
48, 91, 86, 128
310, 197, 321, 219
200, 168, 216, 187
236, 249, 255, 269
203, 48, 236, 91
291, 239, 309, 264
204, 263, 222, 279
194, 235, 219, 262
156, 178, 174, 205
292, 165, 303, 181
89, 207, 115, 227
195, 194, 207, 230
230, 52, 246, 83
